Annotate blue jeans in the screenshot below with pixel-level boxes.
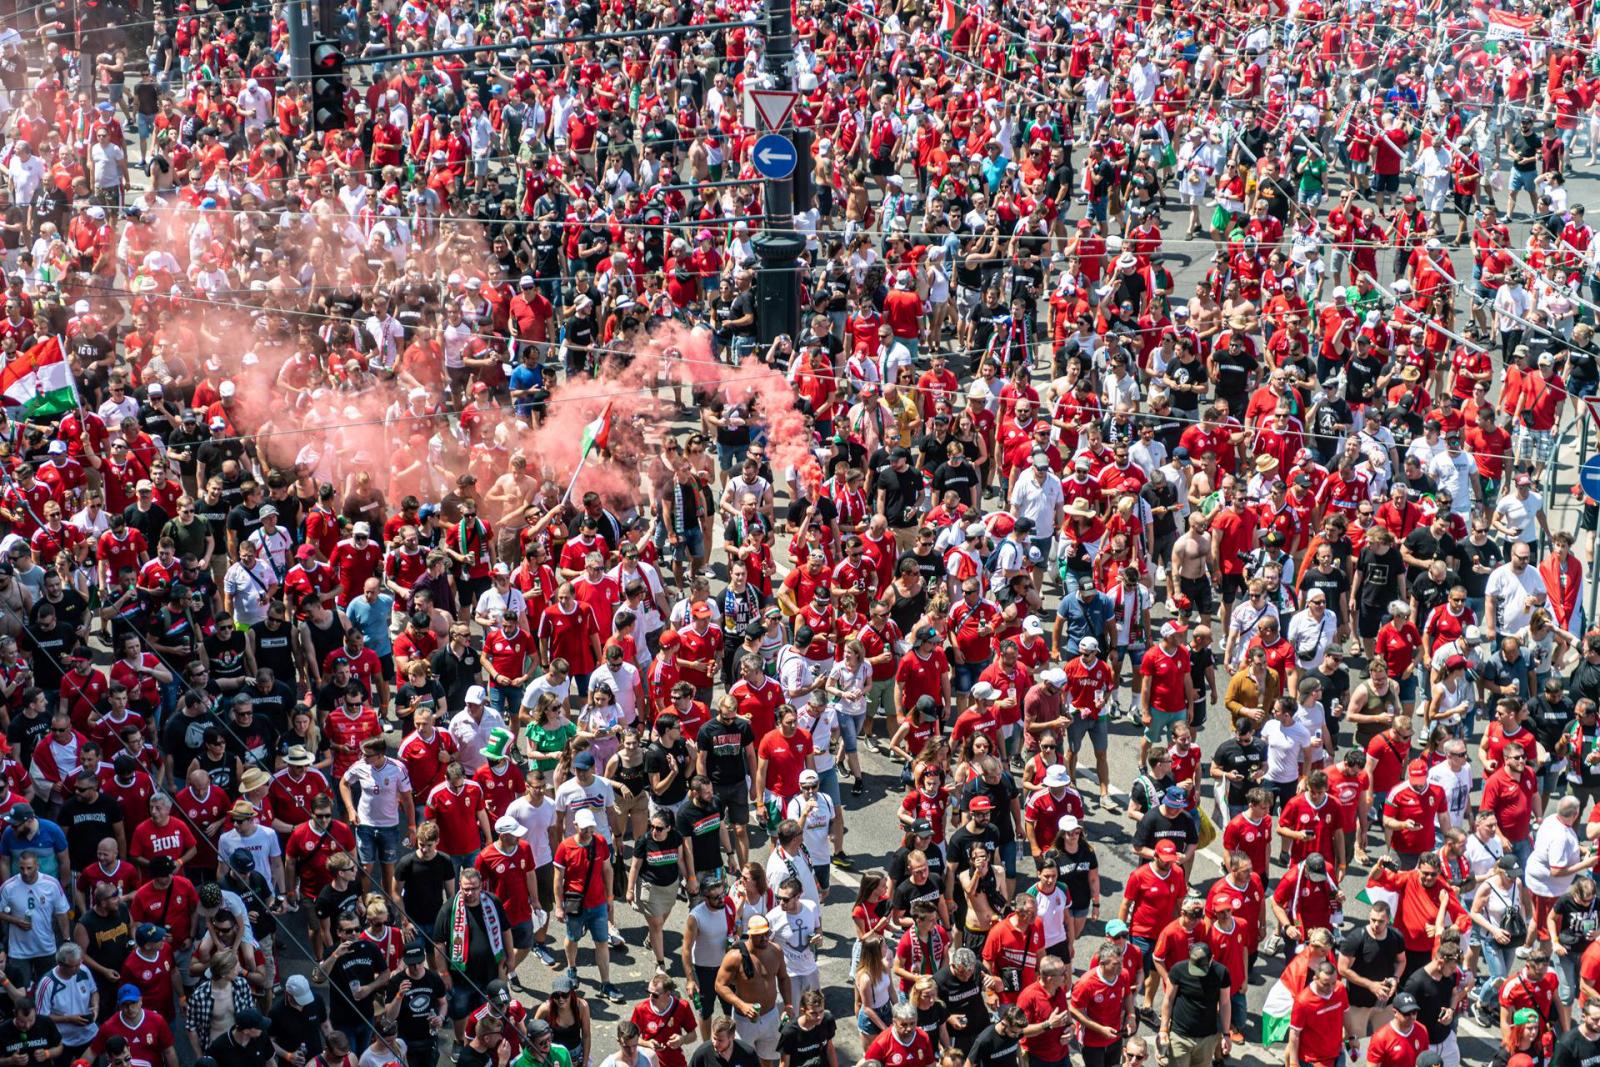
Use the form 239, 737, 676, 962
1478, 936, 1517, 1009
838, 711, 863, 755
564, 904, 609, 944
818, 766, 841, 809
1510, 838, 1534, 866
1000, 839, 1019, 881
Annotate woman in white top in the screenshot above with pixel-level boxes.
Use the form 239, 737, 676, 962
1027, 854, 1072, 961
826, 640, 871, 794
573, 683, 624, 771
1469, 854, 1533, 1019
853, 934, 896, 1039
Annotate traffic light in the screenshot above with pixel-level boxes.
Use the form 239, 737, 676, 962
310, 39, 347, 134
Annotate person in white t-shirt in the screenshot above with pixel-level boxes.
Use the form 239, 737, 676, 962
505, 772, 560, 967
784, 768, 837, 883
1426, 739, 1474, 831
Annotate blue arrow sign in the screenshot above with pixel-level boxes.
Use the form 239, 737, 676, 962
752, 133, 798, 181
1582, 454, 1600, 502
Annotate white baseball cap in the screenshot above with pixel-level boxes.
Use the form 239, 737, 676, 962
465, 685, 487, 705
494, 816, 525, 837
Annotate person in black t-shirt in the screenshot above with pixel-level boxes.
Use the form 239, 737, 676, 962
0, 999, 60, 1062
967, 1008, 1024, 1067
56, 770, 125, 871
775, 992, 836, 1067
1211, 719, 1268, 816
268, 974, 329, 1060
322, 914, 389, 1051
934, 952, 988, 1053
381, 942, 448, 1067
1400, 939, 1467, 1054
1163, 943, 1233, 1056
875, 450, 922, 534
675, 776, 731, 880
6, 688, 51, 771
645, 715, 692, 811
1337, 904, 1406, 1038
393, 831, 455, 941
1553, 999, 1600, 1067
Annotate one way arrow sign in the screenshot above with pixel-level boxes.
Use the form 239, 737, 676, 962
748, 88, 800, 132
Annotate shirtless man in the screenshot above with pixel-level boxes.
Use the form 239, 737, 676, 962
485, 454, 536, 541
1169, 513, 1217, 623
713, 914, 792, 1067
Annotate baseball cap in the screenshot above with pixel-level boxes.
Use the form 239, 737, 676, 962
465, 685, 488, 705
1304, 853, 1329, 881
494, 816, 525, 837
1407, 758, 1429, 779
116, 984, 142, 1004
574, 809, 597, 829
909, 818, 933, 836
968, 795, 995, 813
1155, 840, 1180, 860
285, 974, 315, 1005
1161, 620, 1188, 638
1394, 992, 1420, 1014
573, 751, 596, 771
1106, 919, 1130, 937
1058, 814, 1081, 833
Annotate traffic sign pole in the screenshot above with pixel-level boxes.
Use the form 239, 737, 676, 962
751, 0, 805, 349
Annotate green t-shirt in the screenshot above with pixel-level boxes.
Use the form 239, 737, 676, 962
523, 720, 576, 772
1298, 158, 1328, 193
512, 1045, 573, 1067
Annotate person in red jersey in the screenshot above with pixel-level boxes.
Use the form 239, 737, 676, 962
630, 972, 699, 1067
118, 922, 178, 1023
398, 706, 459, 804
1221, 787, 1276, 881
268, 745, 334, 827
90, 983, 176, 1066
474, 817, 539, 981
982, 893, 1045, 1007
1121, 840, 1189, 1018
425, 760, 493, 867
1069, 939, 1135, 1067
283, 793, 357, 906
128, 793, 197, 876
327, 525, 386, 606
1365, 993, 1430, 1067
128, 856, 197, 952
1286, 958, 1357, 1067
862, 1001, 936, 1067
755, 705, 813, 822
1278, 769, 1346, 873
1384, 759, 1450, 868
1016, 954, 1074, 1067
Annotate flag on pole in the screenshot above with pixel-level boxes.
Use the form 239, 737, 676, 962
0, 337, 78, 418
561, 401, 615, 505
579, 401, 614, 459
1477, 6, 1537, 49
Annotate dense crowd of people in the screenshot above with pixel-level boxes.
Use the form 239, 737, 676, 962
8, 1, 1600, 1067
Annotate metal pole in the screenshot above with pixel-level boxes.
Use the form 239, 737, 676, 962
751, 0, 805, 348
286, 0, 312, 81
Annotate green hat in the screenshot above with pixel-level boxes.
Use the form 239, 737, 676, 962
483, 727, 513, 762
1513, 1008, 1540, 1026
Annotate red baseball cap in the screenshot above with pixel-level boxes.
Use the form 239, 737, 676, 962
1407, 758, 1429, 780
1155, 840, 1180, 860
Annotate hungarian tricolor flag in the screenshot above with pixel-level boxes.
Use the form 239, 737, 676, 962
579, 401, 614, 458
0, 336, 77, 418
1479, 6, 1537, 45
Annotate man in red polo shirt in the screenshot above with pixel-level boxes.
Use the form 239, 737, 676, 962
1286, 959, 1356, 1067
1070, 943, 1134, 1060
1480, 744, 1538, 861
982, 893, 1044, 1006
1016, 955, 1073, 1065
1121, 840, 1188, 1016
